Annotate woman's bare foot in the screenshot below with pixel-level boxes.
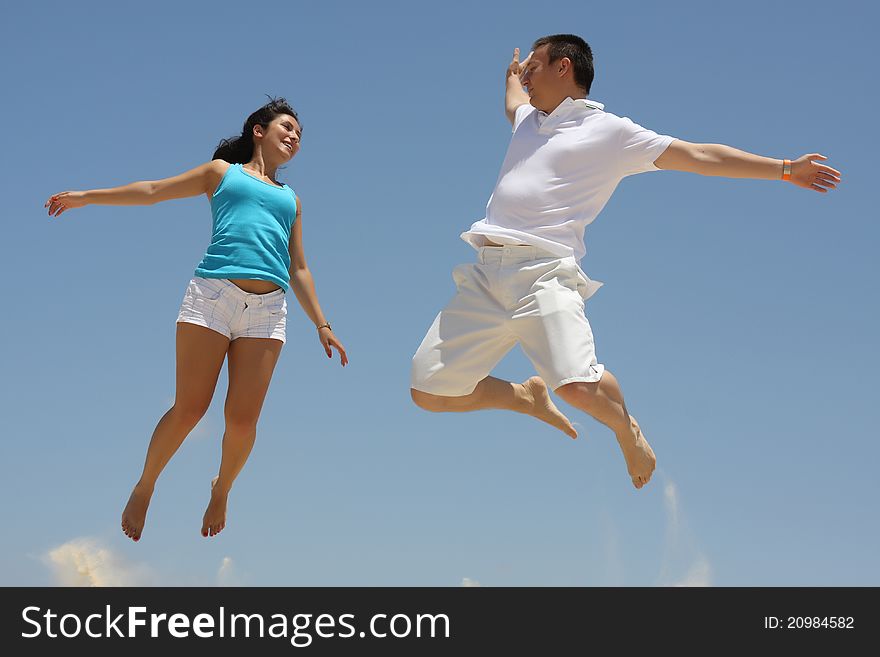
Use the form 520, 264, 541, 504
121, 482, 154, 542
519, 376, 578, 439
201, 480, 229, 537
616, 415, 656, 489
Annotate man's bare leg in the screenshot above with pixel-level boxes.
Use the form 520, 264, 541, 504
555, 370, 656, 489
411, 375, 577, 439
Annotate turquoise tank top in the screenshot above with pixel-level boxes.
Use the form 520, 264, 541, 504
195, 163, 298, 290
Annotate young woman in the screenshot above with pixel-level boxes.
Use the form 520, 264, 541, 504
45, 98, 347, 540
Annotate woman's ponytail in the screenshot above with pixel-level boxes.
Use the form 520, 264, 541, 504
212, 132, 254, 163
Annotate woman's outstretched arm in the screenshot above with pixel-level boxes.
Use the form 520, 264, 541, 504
287, 197, 348, 366
44, 160, 226, 217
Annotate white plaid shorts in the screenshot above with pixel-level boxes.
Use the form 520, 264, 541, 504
411, 246, 604, 395
176, 277, 287, 343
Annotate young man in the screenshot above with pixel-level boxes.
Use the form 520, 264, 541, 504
410, 34, 840, 489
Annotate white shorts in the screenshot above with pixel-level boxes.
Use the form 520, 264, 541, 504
411, 246, 605, 395
176, 277, 287, 343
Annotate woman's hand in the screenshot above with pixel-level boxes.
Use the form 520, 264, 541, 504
44, 191, 88, 217
319, 327, 348, 367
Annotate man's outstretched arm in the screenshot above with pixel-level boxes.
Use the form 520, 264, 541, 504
654, 140, 841, 193
506, 48, 531, 125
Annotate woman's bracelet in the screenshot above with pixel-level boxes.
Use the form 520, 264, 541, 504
316, 322, 332, 331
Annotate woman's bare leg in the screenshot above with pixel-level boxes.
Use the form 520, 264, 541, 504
121, 323, 229, 541
202, 337, 283, 537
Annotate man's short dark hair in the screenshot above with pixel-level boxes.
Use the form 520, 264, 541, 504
532, 34, 594, 94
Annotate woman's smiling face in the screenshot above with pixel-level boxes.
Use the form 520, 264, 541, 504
262, 114, 302, 160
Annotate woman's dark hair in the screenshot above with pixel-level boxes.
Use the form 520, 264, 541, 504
532, 34, 594, 94
213, 96, 301, 163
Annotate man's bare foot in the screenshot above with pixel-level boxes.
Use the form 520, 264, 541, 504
616, 415, 656, 489
201, 480, 229, 537
121, 482, 154, 542
519, 376, 578, 439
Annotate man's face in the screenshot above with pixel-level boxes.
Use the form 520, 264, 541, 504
520, 45, 560, 111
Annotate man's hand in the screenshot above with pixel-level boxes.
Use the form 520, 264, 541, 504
508, 47, 532, 81
789, 153, 841, 193
506, 48, 532, 124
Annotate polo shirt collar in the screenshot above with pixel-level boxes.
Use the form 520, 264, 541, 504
536, 97, 604, 129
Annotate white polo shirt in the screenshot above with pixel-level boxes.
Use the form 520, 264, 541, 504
461, 97, 676, 261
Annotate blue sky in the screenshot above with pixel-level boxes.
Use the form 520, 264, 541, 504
1, 0, 876, 586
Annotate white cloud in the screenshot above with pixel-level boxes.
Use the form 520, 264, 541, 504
657, 477, 713, 587
45, 538, 152, 587
217, 556, 241, 586
461, 577, 481, 587
44, 539, 245, 587
663, 481, 680, 530
599, 512, 626, 586
672, 557, 712, 587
